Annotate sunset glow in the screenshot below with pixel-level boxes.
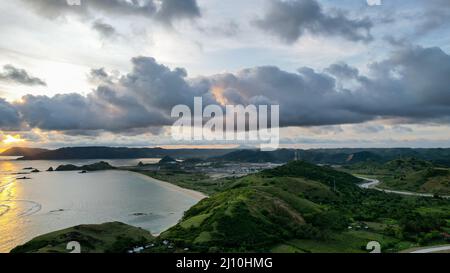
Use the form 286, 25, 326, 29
2, 135, 25, 145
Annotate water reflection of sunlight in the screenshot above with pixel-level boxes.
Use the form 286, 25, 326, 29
0, 162, 23, 253
0, 161, 17, 174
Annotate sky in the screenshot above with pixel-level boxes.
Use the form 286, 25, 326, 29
0, 0, 450, 150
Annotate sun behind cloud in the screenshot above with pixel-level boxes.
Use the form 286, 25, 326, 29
2, 134, 25, 145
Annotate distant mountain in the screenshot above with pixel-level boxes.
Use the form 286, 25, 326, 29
213, 149, 296, 163
159, 156, 177, 164
1, 147, 49, 157
9, 146, 234, 160
4, 146, 450, 166
213, 150, 278, 163
214, 148, 450, 166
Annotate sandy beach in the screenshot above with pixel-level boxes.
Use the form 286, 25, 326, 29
134, 172, 208, 200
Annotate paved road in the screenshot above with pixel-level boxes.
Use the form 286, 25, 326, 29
358, 177, 450, 254
408, 245, 450, 253
357, 177, 450, 199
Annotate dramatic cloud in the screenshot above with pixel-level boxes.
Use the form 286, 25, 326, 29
1, 45, 450, 135
210, 45, 450, 126
0, 65, 46, 86
13, 57, 213, 133
16, 92, 169, 132
209, 65, 371, 126
0, 99, 21, 130
20, 0, 200, 25
255, 0, 373, 43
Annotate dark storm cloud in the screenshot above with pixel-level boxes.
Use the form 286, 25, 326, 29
255, 0, 373, 43
21, 0, 200, 25
16, 91, 170, 132
13, 56, 213, 133
209, 65, 372, 127
349, 46, 450, 119
0, 99, 21, 130
2, 45, 450, 134
0, 65, 46, 86
210, 45, 450, 126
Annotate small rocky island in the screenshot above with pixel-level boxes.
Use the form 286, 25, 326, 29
54, 161, 116, 172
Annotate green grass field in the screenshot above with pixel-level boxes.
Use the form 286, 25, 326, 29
11, 222, 154, 253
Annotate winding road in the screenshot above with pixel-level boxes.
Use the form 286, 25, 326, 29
358, 177, 450, 253
407, 245, 450, 253
357, 177, 450, 199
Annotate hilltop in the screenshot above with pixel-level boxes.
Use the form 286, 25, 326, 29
11, 222, 154, 253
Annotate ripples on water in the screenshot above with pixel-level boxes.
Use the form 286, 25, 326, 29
0, 158, 200, 253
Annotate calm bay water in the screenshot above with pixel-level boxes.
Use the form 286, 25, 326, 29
0, 158, 201, 253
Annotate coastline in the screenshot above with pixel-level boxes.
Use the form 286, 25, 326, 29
131, 171, 208, 200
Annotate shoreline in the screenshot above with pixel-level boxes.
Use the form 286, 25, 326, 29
130, 171, 208, 201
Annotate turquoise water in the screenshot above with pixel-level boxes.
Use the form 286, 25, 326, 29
0, 158, 200, 253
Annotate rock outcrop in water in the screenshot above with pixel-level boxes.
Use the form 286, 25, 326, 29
55, 161, 116, 172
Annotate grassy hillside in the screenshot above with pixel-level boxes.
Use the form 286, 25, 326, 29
153, 161, 450, 253
11, 222, 154, 253
342, 158, 450, 195
12, 161, 450, 253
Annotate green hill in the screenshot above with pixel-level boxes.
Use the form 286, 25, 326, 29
152, 161, 449, 253
11, 222, 154, 253
12, 161, 450, 253
343, 158, 450, 195
155, 162, 373, 252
